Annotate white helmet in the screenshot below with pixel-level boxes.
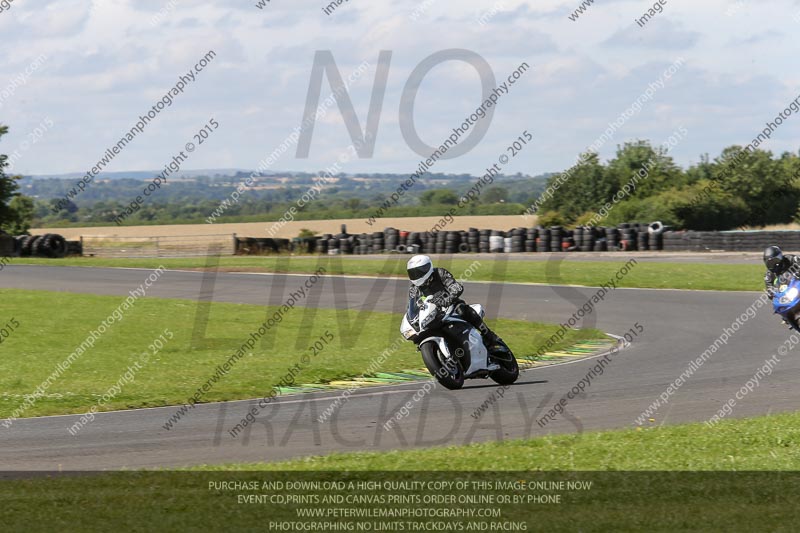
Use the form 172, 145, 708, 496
407, 255, 434, 286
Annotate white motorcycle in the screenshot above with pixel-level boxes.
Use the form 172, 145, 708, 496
400, 296, 519, 390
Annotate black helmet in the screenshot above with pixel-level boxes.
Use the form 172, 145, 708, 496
764, 246, 787, 273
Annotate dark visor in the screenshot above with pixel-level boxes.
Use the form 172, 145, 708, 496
408, 264, 432, 281
767, 255, 784, 270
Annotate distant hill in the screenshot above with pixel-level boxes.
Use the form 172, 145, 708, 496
23, 170, 551, 228
24, 169, 247, 181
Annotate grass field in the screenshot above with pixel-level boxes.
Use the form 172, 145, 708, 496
210, 409, 800, 471
4, 412, 800, 532
32, 215, 532, 240
0, 289, 602, 419
13, 255, 765, 291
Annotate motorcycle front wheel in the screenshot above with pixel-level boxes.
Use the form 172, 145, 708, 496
490, 350, 519, 385
420, 343, 464, 390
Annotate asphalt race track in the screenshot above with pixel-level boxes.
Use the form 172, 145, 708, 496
1, 265, 798, 470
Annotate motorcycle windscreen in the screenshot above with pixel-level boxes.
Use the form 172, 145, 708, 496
406, 296, 421, 326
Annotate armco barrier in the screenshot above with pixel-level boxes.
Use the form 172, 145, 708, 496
662, 230, 800, 252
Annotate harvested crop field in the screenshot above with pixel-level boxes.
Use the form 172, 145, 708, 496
32, 215, 536, 240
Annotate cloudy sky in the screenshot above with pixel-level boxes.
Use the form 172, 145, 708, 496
1, 0, 799, 178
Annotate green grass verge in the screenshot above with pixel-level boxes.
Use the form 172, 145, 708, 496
0, 289, 602, 419
4, 413, 800, 532
201, 410, 800, 471
13, 255, 764, 291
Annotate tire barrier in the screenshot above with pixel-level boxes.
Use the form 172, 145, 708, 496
648, 221, 665, 235
489, 234, 504, 253
525, 227, 537, 252
619, 227, 637, 252
478, 229, 490, 253
230, 221, 800, 255
13, 233, 70, 258
550, 226, 562, 253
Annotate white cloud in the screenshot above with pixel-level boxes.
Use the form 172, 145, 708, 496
0, 0, 797, 177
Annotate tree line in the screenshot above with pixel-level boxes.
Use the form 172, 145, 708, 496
1, 122, 799, 233
534, 141, 800, 230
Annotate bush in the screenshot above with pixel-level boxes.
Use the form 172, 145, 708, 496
537, 210, 568, 227
668, 182, 750, 230
601, 196, 680, 228
573, 210, 602, 228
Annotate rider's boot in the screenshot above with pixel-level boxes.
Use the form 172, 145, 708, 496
479, 324, 504, 351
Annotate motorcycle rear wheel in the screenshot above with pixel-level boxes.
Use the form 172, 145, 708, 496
420, 343, 464, 390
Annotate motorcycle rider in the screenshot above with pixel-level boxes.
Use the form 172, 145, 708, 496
764, 246, 800, 298
406, 255, 504, 351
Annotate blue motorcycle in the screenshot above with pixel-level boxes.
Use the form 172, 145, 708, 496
772, 275, 800, 332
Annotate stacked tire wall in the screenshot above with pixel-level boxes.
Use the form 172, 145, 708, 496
236, 224, 797, 255
305, 222, 670, 255
27, 227, 797, 258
